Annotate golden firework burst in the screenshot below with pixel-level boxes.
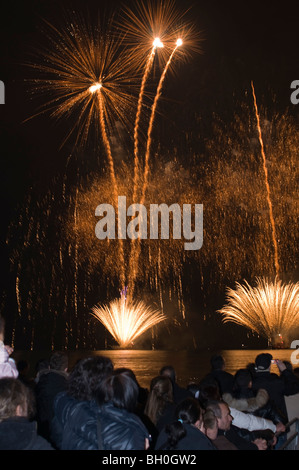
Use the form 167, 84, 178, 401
218, 277, 299, 346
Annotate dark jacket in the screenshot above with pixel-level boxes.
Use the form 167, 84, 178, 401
35, 369, 68, 441
51, 392, 149, 450
50, 392, 99, 450
155, 422, 216, 450
98, 402, 149, 450
202, 370, 234, 395
218, 425, 258, 450
156, 402, 177, 432
172, 382, 192, 405
252, 369, 299, 424
0, 417, 54, 450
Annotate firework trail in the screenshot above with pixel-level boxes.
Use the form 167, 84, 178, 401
141, 39, 183, 207
251, 81, 280, 278
87, 84, 127, 286
128, 40, 182, 292
132, 40, 163, 204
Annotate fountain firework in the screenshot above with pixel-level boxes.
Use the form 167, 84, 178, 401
91, 287, 166, 348
218, 277, 299, 347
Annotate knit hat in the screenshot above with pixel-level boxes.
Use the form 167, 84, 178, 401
255, 353, 273, 370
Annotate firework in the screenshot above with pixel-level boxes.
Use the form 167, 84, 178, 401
121, 0, 201, 204
251, 82, 280, 277
129, 39, 183, 291
218, 277, 299, 346
91, 290, 166, 348
25, 11, 138, 150
140, 38, 183, 207
7, 108, 298, 349
118, 0, 186, 67
132, 38, 163, 205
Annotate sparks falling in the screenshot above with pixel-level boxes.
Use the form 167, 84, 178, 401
218, 277, 299, 347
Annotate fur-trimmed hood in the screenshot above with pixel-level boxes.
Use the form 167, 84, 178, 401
223, 389, 269, 413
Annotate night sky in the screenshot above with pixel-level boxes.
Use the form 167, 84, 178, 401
0, 0, 298, 350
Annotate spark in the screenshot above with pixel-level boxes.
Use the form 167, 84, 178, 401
89, 82, 102, 93
218, 277, 299, 346
153, 37, 164, 48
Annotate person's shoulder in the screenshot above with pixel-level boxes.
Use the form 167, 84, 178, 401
30, 431, 55, 450
184, 424, 216, 450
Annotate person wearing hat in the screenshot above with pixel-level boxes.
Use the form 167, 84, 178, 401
255, 353, 273, 372
252, 353, 299, 448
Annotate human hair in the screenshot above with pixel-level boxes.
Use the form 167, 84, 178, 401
210, 355, 225, 370
144, 376, 173, 425
159, 365, 176, 383
97, 369, 139, 412
67, 356, 113, 400
205, 399, 226, 419
49, 352, 68, 371
187, 382, 201, 399
233, 368, 252, 392
203, 409, 217, 432
176, 397, 202, 425
197, 380, 221, 407
0, 378, 30, 422
159, 398, 202, 450
114, 367, 138, 384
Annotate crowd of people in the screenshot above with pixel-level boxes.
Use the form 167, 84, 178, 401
1, 315, 299, 451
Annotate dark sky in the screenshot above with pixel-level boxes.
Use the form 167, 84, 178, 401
0, 0, 298, 349
1, 0, 298, 176
1, 0, 298, 190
